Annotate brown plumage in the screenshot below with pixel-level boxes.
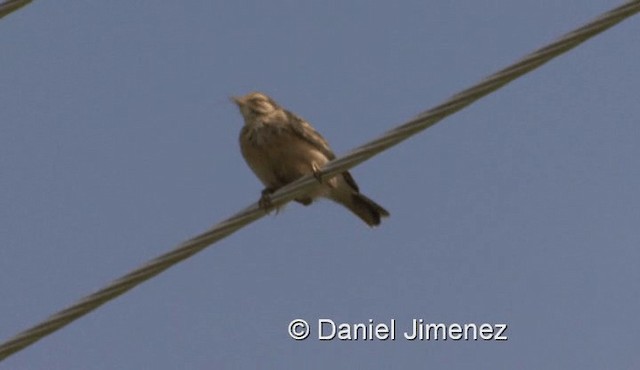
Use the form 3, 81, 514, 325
232, 92, 389, 226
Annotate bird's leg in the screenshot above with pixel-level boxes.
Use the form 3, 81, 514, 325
311, 162, 324, 184
312, 162, 337, 189
259, 187, 275, 212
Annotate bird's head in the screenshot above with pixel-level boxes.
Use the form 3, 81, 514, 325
231, 92, 280, 122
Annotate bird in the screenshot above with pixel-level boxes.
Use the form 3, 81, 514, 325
232, 92, 389, 227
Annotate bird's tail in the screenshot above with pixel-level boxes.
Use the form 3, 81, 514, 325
345, 193, 390, 227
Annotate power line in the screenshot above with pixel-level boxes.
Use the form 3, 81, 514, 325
1, 0, 638, 362
0, 0, 32, 19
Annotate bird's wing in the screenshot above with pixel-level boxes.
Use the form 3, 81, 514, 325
285, 110, 361, 192
285, 110, 336, 160
340, 171, 360, 192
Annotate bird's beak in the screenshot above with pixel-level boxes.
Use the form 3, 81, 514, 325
230, 96, 243, 106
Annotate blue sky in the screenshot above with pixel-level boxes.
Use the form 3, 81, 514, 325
1, 1, 639, 369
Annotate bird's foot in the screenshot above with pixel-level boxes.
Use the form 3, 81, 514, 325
311, 163, 324, 184
259, 188, 275, 212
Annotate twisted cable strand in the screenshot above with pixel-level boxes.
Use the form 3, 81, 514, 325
0, 0, 32, 19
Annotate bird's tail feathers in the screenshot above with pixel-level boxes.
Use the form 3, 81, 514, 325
346, 193, 390, 227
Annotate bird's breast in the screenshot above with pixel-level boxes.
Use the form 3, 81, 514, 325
240, 124, 330, 189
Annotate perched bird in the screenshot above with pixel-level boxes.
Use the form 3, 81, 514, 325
232, 92, 389, 227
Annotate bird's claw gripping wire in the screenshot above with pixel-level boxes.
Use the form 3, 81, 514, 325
259, 188, 275, 212
312, 163, 324, 184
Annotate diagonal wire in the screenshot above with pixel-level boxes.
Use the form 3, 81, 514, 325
0, 0, 32, 19
1, 0, 639, 362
